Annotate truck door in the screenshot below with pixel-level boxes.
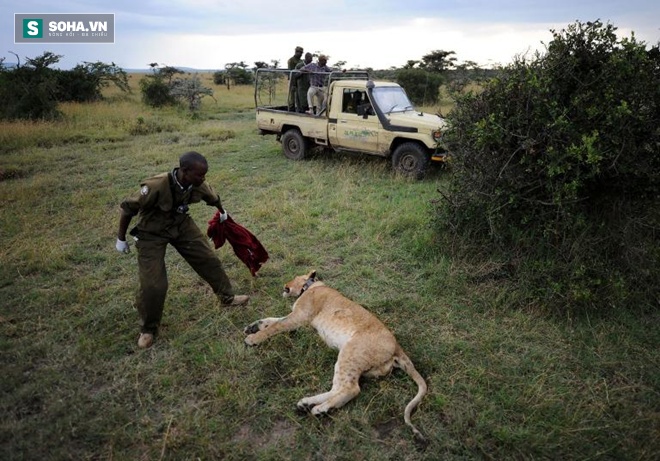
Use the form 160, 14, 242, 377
329, 89, 380, 154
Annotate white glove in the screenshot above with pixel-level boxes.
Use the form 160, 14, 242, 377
219, 210, 228, 223
115, 238, 130, 254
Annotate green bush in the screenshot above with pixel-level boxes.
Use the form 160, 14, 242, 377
395, 68, 443, 105
55, 61, 129, 102
0, 52, 60, 120
0, 53, 129, 119
139, 75, 176, 107
437, 21, 660, 311
227, 66, 253, 85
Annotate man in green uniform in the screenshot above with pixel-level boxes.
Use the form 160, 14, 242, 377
116, 151, 249, 349
287, 46, 304, 111
294, 52, 313, 113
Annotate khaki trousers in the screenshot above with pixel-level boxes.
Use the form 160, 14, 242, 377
135, 216, 234, 334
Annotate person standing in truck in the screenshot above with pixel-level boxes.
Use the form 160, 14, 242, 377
301, 54, 334, 115
294, 52, 313, 113
287, 46, 304, 111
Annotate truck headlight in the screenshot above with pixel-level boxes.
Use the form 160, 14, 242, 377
432, 129, 442, 142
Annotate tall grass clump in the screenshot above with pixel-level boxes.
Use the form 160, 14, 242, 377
437, 20, 660, 311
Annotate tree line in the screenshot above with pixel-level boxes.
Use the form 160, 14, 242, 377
0, 47, 467, 118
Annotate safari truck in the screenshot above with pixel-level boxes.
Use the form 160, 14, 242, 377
255, 69, 448, 178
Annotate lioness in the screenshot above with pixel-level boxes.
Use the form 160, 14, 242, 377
244, 270, 428, 441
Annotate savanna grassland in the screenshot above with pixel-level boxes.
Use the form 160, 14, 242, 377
0, 74, 658, 460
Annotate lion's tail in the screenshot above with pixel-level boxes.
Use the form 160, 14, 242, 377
394, 346, 428, 443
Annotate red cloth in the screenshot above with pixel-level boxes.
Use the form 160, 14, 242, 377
207, 211, 269, 276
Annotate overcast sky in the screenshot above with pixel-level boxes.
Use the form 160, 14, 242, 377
2, 1, 659, 70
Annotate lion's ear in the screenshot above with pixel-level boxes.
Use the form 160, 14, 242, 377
308, 270, 317, 279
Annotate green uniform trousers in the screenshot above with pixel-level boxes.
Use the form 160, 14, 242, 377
135, 216, 234, 334
296, 76, 310, 113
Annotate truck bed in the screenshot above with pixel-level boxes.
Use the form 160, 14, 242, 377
256, 107, 329, 143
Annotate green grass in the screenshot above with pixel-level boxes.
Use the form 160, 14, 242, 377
1, 80, 658, 460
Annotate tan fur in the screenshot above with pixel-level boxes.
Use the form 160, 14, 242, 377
244, 270, 428, 441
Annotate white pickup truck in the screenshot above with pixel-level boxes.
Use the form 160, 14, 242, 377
255, 69, 448, 178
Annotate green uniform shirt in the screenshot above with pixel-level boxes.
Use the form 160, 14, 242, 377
288, 56, 302, 70
120, 171, 221, 235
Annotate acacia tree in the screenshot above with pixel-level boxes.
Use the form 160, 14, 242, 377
438, 20, 660, 311
224, 62, 253, 85
420, 50, 456, 73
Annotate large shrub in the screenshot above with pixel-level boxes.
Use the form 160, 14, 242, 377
0, 53, 130, 119
55, 61, 129, 102
0, 52, 60, 120
169, 75, 214, 111
140, 66, 212, 111
140, 74, 177, 108
395, 68, 443, 105
438, 21, 660, 311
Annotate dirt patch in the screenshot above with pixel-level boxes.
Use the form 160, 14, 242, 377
0, 167, 29, 181
232, 418, 297, 449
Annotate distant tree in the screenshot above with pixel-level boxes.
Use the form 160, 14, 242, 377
225, 62, 253, 85
26, 51, 62, 70
420, 50, 456, 73
159, 66, 184, 84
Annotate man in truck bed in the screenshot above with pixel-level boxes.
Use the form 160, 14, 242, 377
300, 54, 334, 115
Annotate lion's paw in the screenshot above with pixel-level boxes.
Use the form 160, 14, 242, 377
243, 321, 261, 335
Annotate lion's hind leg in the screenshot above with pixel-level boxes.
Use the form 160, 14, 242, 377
299, 345, 364, 415
297, 391, 334, 411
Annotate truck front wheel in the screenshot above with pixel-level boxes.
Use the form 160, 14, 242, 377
392, 142, 429, 179
281, 129, 307, 160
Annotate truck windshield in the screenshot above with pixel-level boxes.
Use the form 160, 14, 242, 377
371, 87, 414, 114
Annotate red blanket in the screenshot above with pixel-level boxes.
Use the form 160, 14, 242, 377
207, 211, 269, 276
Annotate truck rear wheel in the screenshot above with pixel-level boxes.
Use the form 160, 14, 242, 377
392, 142, 429, 179
281, 129, 307, 160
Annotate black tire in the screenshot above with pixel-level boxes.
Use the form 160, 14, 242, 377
281, 129, 307, 160
391, 142, 429, 179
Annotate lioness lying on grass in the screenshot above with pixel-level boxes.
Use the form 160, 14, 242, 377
244, 270, 428, 441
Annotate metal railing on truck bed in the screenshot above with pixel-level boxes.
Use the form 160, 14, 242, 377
254, 68, 369, 110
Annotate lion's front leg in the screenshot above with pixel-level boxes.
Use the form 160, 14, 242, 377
243, 317, 284, 346
244, 317, 282, 335
244, 314, 306, 346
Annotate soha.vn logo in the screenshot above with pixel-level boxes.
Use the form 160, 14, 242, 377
22, 18, 109, 38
